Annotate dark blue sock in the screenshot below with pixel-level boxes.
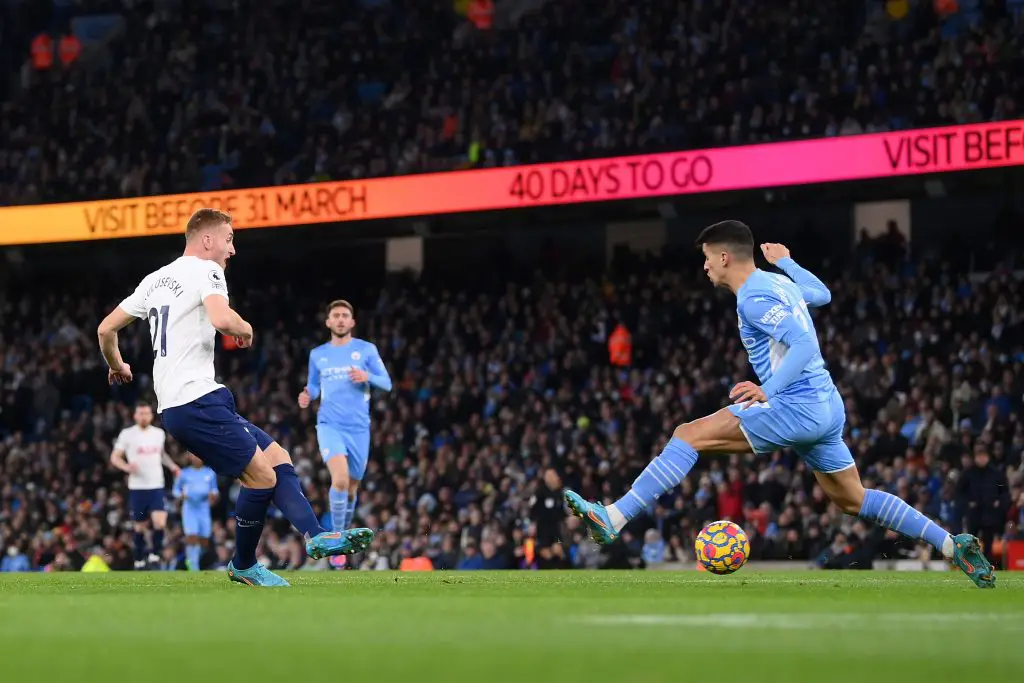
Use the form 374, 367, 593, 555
151, 529, 164, 555
234, 487, 274, 570
614, 437, 699, 520
273, 464, 326, 538
133, 532, 146, 562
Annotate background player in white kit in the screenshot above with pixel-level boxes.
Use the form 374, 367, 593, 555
110, 401, 181, 569
96, 208, 372, 587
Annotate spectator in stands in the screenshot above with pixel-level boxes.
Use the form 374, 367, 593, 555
958, 443, 1012, 559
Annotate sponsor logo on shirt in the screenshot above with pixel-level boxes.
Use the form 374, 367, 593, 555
758, 303, 790, 328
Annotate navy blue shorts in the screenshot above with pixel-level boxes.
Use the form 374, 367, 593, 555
129, 488, 165, 522
161, 388, 274, 479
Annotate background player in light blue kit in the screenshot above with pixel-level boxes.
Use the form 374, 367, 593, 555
298, 299, 392, 565
565, 220, 995, 588
173, 453, 219, 571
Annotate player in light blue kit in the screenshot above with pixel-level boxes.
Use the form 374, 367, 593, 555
298, 299, 392, 567
565, 220, 995, 588
173, 453, 219, 571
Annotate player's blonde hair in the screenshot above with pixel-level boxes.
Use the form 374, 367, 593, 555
185, 208, 232, 240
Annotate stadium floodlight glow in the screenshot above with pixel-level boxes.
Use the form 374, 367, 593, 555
0, 119, 1020, 245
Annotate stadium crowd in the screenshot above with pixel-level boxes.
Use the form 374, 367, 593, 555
0, 231, 1022, 573
1, 0, 1022, 204
1, 0, 1023, 574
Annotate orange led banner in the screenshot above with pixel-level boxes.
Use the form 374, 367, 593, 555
1, 119, 1022, 245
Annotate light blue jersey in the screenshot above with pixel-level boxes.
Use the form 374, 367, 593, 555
173, 466, 217, 537
307, 338, 392, 429
735, 257, 835, 403
307, 338, 392, 477
728, 257, 854, 473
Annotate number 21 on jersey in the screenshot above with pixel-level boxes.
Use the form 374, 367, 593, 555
148, 306, 169, 357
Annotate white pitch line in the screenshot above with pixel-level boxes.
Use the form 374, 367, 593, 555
576, 613, 1024, 631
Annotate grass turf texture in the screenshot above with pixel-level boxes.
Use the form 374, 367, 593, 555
1, 571, 1021, 683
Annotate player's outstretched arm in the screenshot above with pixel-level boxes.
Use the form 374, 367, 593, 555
760, 243, 831, 307
366, 344, 393, 391
97, 307, 137, 384
741, 295, 817, 399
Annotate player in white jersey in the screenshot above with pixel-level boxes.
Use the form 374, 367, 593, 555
96, 208, 373, 587
110, 401, 180, 569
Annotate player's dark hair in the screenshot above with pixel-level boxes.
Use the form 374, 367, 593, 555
695, 220, 754, 260
326, 299, 354, 317
185, 208, 232, 240
135, 401, 152, 410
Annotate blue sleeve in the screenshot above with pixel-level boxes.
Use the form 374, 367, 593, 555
307, 350, 321, 400
775, 257, 831, 308
741, 294, 817, 399
366, 344, 392, 392
172, 473, 184, 499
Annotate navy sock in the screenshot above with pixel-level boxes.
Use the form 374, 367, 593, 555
133, 532, 146, 562
151, 529, 164, 555
273, 464, 326, 538
329, 488, 348, 532
859, 489, 951, 554
233, 487, 274, 570
614, 437, 699, 520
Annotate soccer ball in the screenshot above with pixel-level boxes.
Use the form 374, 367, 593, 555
695, 520, 750, 575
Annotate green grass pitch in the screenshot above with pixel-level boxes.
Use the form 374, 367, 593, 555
1, 571, 1021, 683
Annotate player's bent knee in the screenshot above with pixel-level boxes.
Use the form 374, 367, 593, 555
263, 442, 293, 467
151, 512, 168, 529
327, 455, 350, 491
240, 454, 277, 489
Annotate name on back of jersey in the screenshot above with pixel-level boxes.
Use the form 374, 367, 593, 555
147, 276, 185, 299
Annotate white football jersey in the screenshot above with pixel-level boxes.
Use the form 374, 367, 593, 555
119, 255, 228, 412
113, 425, 168, 490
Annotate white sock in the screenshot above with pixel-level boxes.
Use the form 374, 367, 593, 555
606, 503, 628, 533
941, 535, 954, 559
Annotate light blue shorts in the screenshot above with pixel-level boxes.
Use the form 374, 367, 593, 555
727, 389, 855, 474
182, 508, 212, 538
316, 424, 370, 480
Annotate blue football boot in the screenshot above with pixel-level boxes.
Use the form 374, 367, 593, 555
951, 534, 996, 588
305, 528, 375, 560
564, 489, 618, 545
227, 561, 291, 588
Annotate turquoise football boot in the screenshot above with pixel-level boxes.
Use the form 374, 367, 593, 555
564, 489, 618, 545
950, 534, 995, 588
305, 528, 375, 560
227, 561, 290, 588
